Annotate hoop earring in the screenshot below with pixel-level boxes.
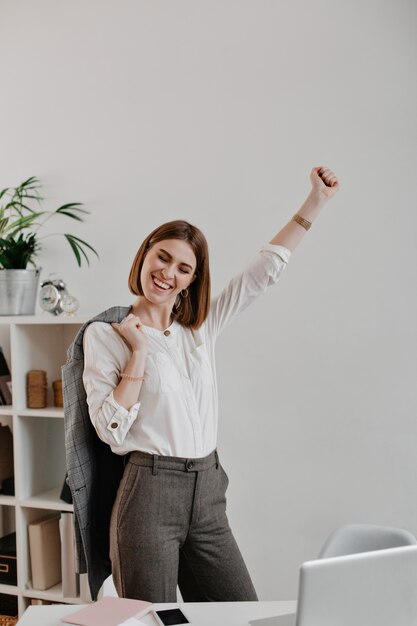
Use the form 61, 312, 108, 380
181, 288, 189, 298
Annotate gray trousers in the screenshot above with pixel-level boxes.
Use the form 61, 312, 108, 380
109, 450, 258, 603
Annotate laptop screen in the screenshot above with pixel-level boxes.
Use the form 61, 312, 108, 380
249, 545, 417, 626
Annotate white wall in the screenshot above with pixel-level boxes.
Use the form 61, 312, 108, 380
1, 0, 416, 599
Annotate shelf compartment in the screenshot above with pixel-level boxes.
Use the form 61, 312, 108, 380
0, 502, 16, 540
23, 582, 80, 604
11, 323, 82, 411
15, 416, 66, 501
20, 508, 62, 598
21, 488, 72, 513
0, 583, 18, 596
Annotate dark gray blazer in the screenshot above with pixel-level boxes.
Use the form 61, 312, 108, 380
62, 306, 130, 600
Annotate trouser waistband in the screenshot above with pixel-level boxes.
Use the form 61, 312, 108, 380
128, 449, 219, 475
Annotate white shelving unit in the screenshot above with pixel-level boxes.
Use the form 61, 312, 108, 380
0, 315, 88, 616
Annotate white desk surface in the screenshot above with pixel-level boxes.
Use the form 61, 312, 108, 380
17, 600, 296, 626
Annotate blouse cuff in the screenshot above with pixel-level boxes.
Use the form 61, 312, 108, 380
104, 391, 140, 446
260, 243, 291, 264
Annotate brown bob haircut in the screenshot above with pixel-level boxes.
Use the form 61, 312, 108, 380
128, 220, 211, 330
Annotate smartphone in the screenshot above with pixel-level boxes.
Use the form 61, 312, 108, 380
152, 608, 190, 625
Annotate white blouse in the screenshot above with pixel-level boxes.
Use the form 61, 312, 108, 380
83, 243, 290, 458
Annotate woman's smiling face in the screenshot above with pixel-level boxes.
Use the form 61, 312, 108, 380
140, 238, 197, 304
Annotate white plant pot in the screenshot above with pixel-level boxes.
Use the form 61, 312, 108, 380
0, 268, 41, 315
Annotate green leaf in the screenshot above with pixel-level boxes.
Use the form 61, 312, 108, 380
55, 203, 89, 222
0, 187, 10, 201
54, 210, 83, 222
0, 217, 9, 233
64, 234, 82, 266
19, 176, 40, 190
6, 213, 45, 236
20, 193, 43, 201
56, 202, 86, 211
64, 234, 99, 267
65, 235, 99, 256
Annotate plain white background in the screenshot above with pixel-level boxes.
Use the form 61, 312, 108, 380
1, 0, 416, 599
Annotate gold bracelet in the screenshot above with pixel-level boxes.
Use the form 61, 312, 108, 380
292, 214, 312, 231
120, 372, 145, 382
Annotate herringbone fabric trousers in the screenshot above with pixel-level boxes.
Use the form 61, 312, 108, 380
110, 450, 258, 603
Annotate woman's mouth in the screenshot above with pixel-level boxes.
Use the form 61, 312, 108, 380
152, 275, 173, 292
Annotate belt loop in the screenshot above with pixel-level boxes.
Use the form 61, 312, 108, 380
152, 455, 159, 476
215, 450, 219, 469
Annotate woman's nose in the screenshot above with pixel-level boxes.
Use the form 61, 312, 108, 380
161, 264, 175, 279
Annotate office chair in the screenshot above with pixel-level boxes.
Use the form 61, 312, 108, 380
318, 524, 417, 559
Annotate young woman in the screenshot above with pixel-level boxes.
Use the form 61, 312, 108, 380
82, 165, 339, 602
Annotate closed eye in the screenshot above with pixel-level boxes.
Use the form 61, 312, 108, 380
158, 255, 190, 274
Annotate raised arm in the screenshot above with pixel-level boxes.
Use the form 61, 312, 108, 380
206, 166, 339, 339
270, 166, 339, 251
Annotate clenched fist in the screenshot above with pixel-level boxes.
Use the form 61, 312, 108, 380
310, 166, 340, 199
112, 313, 149, 353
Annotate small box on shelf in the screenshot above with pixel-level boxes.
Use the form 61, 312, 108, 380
26, 371, 47, 409
0, 533, 17, 586
0, 592, 18, 625
52, 380, 63, 408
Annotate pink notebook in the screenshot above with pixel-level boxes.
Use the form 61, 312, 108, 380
61, 596, 153, 626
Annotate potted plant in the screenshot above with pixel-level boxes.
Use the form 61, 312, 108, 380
0, 176, 98, 315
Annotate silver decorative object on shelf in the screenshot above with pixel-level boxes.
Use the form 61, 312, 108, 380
39, 276, 79, 316
39, 278, 68, 315
59, 293, 80, 317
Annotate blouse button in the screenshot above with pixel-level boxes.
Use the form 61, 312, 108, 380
164, 330, 171, 337
111, 422, 118, 429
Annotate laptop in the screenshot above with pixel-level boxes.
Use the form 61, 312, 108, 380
249, 545, 417, 626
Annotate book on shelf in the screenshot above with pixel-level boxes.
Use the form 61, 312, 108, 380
0, 347, 12, 406
79, 573, 92, 603
59, 512, 79, 598
28, 514, 62, 590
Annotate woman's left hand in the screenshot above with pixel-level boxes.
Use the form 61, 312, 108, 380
310, 166, 340, 199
